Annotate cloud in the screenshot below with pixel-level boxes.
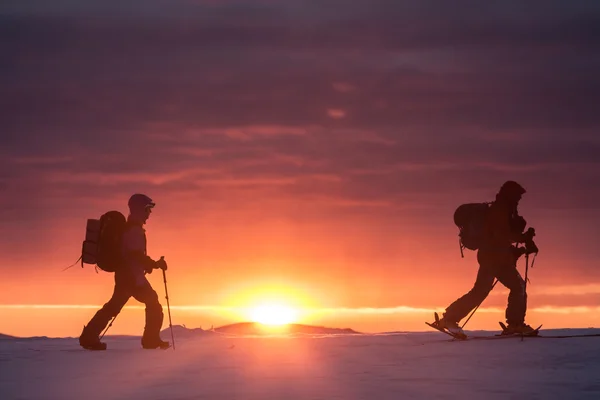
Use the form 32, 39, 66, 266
2, 1, 599, 140
1, 0, 599, 296
532, 284, 600, 296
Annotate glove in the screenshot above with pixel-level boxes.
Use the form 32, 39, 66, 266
522, 227, 535, 242
156, 256, 168, 271
520, 227, 538, 254
525, 239, 539, 254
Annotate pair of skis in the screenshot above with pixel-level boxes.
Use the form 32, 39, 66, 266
426, 312, 542, 341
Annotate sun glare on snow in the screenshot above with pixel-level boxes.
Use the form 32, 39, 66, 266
249, 304, 299, 325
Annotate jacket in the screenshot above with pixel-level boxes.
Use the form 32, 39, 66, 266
120, 219, 156, 285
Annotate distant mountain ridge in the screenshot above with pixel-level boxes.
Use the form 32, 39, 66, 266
160, 322, 360, 337
0, 333, 17, 340
214, 322, 360, 335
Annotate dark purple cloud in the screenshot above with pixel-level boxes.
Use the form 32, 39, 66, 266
1, 0, 599, 286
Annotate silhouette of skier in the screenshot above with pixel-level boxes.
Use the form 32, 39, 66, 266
436, 181, 538, 337
79, 194, 170, 350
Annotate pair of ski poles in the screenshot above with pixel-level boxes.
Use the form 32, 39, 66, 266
100, 264, 175, 350
460, 250, 537, 331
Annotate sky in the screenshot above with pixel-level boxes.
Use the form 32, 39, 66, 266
1, 0, 600, 337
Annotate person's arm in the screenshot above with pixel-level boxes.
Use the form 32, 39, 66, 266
121, 226, 157, 272
484, 204, 513, 246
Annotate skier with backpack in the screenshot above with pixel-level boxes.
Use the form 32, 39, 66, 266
78, 194, 170, 350
433, 181, 539, 338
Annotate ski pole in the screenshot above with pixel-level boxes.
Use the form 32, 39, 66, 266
100, 315, 117, 340
521, 253, 531, 342
523, 253, 530, 294
162, 266, 175, 350
461, 279, 498, 329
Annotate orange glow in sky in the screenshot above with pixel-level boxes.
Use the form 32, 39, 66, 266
248, 304, 299, 325
1, 0, 599, 339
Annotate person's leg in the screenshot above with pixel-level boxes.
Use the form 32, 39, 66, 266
131, 278, 167, 348
80, 279, 131, 349
443, 264, 496, 325
494, 265, 533, 333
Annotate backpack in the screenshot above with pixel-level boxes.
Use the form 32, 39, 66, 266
81, 211, 127, 272
453, 202, 491, 256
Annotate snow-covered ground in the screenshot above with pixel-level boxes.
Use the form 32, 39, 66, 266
2, 329, 600, 400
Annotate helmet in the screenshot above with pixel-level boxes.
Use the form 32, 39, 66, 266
498, 181, 526, 198
128, 193, 155, 212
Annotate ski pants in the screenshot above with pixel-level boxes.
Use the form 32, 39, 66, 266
83, 271, 164, 340
444, 249, 527, 326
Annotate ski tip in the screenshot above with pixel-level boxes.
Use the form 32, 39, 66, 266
499, 321, 507, 331
426, 321, 467, 340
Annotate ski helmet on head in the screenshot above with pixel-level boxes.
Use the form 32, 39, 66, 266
128, 193, 155, 212
498, 181, 526, 198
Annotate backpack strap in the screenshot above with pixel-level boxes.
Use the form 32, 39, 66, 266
61, 255, 83, 272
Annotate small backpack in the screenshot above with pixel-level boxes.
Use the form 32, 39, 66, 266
81, 211, 127, 272
453, 202, 491, 256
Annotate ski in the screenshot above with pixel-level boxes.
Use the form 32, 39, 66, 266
425, 312, 467, 340
462, 324, 542, 341
535, 333, 600, 339
495, 323, 543, 337
425, 314, 545, 342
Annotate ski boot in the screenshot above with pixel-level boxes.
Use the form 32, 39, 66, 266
437, 317, 466, 338
500, 322, 540, 336
79, 325, 107, 351
141, 336, 170, 350
427, 312, 467, 339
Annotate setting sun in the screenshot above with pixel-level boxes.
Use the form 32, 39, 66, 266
249, 304, 299, 325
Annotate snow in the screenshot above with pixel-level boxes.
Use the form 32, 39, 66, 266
2, 330, 600, 399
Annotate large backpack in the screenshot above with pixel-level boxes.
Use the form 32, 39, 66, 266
81, 211, 127, 272
453, 202, 491, 256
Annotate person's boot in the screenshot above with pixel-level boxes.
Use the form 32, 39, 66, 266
141, 336, 170, 349
78, 308, 113, 350
79, 325, 107, 351
141, 304, 168, 349
437, 317, 466, 338
503, 322, 538, 336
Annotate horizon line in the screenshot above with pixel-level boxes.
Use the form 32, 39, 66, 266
1, 304, 600, 314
